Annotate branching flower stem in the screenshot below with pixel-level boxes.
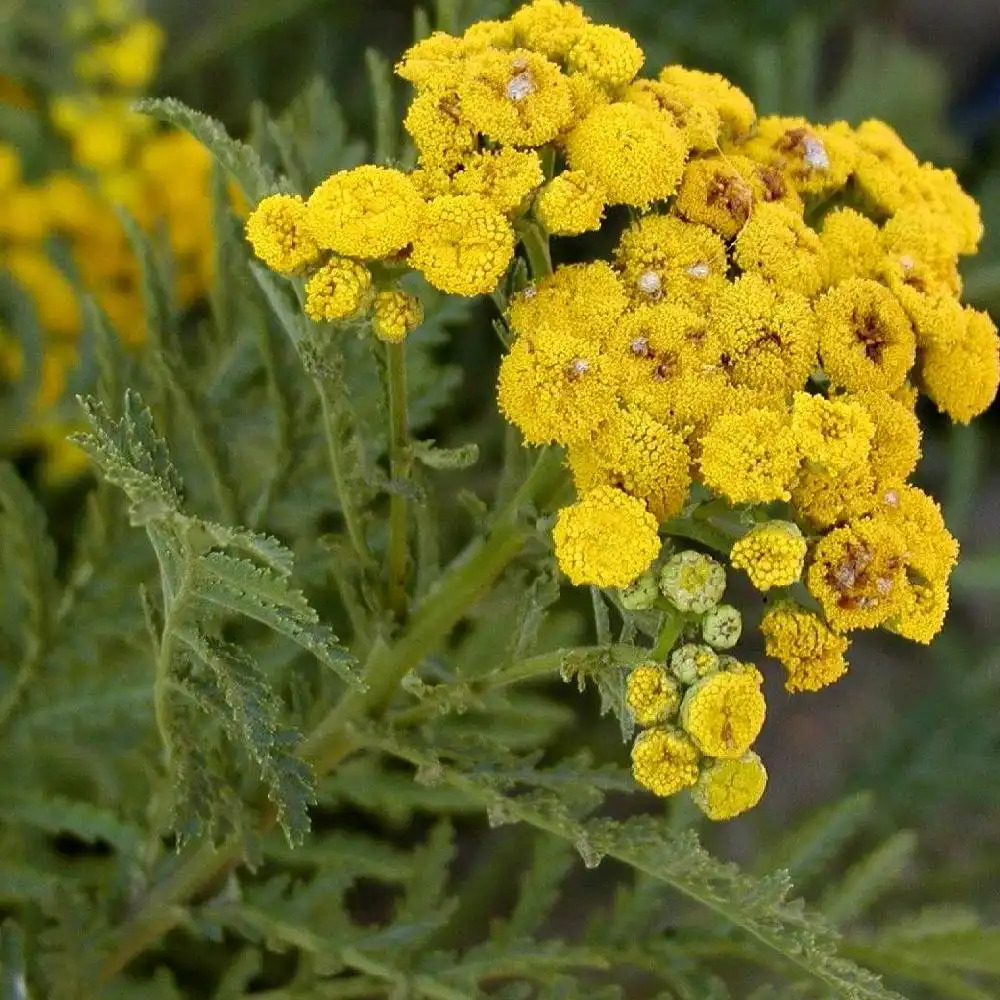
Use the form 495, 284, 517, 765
385, 340, 411, 617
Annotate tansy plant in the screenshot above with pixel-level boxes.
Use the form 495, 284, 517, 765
1, 0, 1000, 997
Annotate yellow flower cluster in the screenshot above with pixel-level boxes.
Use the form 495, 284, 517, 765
1, 0, 217, 480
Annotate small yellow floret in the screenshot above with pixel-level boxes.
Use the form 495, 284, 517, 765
880, 485, 959, 582
552, 486, 661, 588
699, 409, 800, 505
659, 551, 726, 615
806, 517, 908, 631
887, 577, 949, 645
565, 102, 688, 208
631, 727, 700, 797
568, 406, 691, 522
709, 275, 818, 394
761, 604, 849, 692
820, 208, 884, 285
307, 165, 424, 259
411, 194, 515, 296
459, 48, 575, 146
791, 390, 874, 472
245, 194, 320, 274
732, 201, 827, 297
304, 258, 372, 322
657, 65, 756, 140
510, 0, 589, 60
692, 753, 768, 821
404, 88, 477, 169
567, 24, 644, 87
921, 308, 999, 424
673, 156, 753, 239
791, 462, 877, 530
624, 80, 722, 151
816, 278, 916, 393
850, 391, 922, 484
730, 521, 806, 591
78, 19, 164, 89
680, 670, 766, 759
373, 290, 423, 343
443, 146, 544, 213
626, 663, 681, 726
497, 334, 616, 446
535, 170, 606, 236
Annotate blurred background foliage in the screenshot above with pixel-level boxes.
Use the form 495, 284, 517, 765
1, 0, 999, 995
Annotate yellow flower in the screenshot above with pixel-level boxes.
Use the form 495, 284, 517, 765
673, 155, 754, 239
411, 194, 515, 296
5, 250, 82, 336
670, 643, 720, 685
626, 663, 681, 726
0, 184, 52, 242
708, 274, 818, 394
820, 208, 884, 285
815, 278, 916, 393
534, 170, 606, 236
0, 144, 22, 191
911, 163, 983, 255
403, 88, 477, 169
727, 153, 804, 215
791, 391, 874, 472
730, 520, 807, 591
395, 32, 467, 89
849, 390, 921, 484
459, 48, 574, 146
806, 516, 908, 631
443, 146, 544, 213
851, 119, 921, 217
509, 261, 627, 346
552, 485, 661, 588
631, 727, 701, 797
307, 165, 424, 259
737, 116, 857, 198
77, 18, 164, 89
510, 0, 589, 59
67, 106, 134, 170
892, 285, 964, 351
461, 19, 517, 51
658, 551, 726, 614
880, 207, 961, 298
657, 65, 756, 140
565, 102, 688, 208
42, 172, 100, 233
732, 202, 828, 297
566, 23, 644, 88
887, 576, 949, 645
699, 408, 800, 504
245, 194, 320, 274
761, 603, 849, 692
568, 406, 691, 522
624, 79, 722, 151
680, 669, 766, 758
791, 462, 877, 530
880, 485, 959, 582
615, 213, 728, 310
921, 307, 999, 424
692, 752, 768, 821
304, 257, 372, 322
497, 333, 616, 445
373, 290, 423, 343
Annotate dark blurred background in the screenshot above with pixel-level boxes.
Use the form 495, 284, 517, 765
157, 0, 1000, 882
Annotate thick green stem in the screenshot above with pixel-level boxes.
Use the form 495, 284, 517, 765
315, 377, 373, 568
652, 606, 686, 661
385, 340, 411, 617
518, 222, 552, 279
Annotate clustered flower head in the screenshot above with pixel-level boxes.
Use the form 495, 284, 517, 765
241, 0, 999, 820
625, 552, 766, 820
1, 0, 217, 480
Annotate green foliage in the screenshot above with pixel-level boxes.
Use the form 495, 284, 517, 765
1, 2, 999, 1000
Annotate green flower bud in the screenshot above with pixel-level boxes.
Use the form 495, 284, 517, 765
670, 642, 719, 686
659, 550, 726, 613
702, 604, 742, 649
619, 569, 659, 611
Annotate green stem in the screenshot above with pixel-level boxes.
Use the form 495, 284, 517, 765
315, 376, 373, 569
98, 448, 568, 982
652, 607, 686, 661
385, 341, 411, 618
518, 222, 552, 279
